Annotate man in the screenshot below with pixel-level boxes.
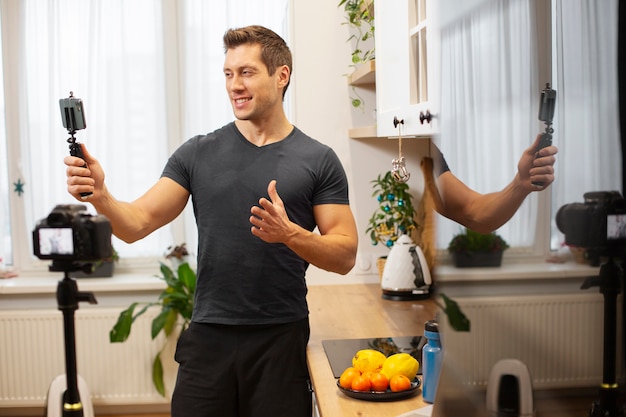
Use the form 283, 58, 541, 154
65, 25, 358, 417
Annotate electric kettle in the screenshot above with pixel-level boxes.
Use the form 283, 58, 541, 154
381, 234, 432, 300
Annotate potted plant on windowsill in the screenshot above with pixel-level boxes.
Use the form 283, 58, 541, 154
447, 228, 510, 267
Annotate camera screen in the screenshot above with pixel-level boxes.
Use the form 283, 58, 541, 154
38, 228, 74, 255
606, 214, 626, 240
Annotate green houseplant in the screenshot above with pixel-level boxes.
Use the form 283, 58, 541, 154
338, 0, 375, 66
338, 0, 375, 109
109, 244, 195, 396
447, 228, 510, 267
366, 171, 418, 249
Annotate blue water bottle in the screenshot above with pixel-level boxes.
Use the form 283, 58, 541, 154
422, 319, 442, 403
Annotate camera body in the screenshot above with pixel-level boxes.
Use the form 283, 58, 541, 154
33, 204, 112, 261
556, 191, 626, 249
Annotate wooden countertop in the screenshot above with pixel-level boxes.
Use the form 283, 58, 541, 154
306, 284, 438, 417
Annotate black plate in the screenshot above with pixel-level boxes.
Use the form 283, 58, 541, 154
336, 378, 421, 402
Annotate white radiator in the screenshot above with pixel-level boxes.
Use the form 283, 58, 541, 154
440, 292, 624, 389
0, 307, 178, 409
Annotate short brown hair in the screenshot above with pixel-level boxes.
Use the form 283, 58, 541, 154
223, 25, 292, 99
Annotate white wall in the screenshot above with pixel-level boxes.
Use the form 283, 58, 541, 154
290, 2, 364, 285
290, 2, 432, 285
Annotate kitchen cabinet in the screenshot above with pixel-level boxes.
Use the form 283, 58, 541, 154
375, 0, 440, 138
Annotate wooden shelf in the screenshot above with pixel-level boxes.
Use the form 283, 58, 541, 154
348, 125, 377, 139
347, 60, 376, 86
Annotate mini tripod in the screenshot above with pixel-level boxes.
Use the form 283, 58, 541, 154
45, 260, 97, 417
581, 252, 626, 417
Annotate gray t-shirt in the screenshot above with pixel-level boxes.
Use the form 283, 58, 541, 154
162, 122, 350, 325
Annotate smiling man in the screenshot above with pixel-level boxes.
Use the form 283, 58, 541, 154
64, 25, 358, 417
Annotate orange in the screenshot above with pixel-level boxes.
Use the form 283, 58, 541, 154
369, 372, 389, 392
339, 367, 361, 389
351, 374, 372, 391
389, 374, 412, 392
362, 370, 375, 382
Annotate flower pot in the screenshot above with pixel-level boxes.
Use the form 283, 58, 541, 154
452, 251, 503, 268
70, 260, 115, 278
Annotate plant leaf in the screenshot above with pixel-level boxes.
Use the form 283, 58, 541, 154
440, 293, 471, 332
109, 302, 138, 343
163, 307, 179, 337
152, 352, 165, 397
177, 262, 196, 295
151, 307, 173, 339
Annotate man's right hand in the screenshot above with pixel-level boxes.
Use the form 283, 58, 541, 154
64, 143, 104, 201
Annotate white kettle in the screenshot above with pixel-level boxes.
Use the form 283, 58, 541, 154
381, 234, 432, 300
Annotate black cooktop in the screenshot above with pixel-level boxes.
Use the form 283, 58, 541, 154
322, 335, 425, 378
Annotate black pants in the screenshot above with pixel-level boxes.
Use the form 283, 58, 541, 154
171, 318, 312, 417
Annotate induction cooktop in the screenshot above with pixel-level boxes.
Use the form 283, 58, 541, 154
322, 335, 425, 378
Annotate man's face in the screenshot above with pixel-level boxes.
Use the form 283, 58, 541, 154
223, 43, 286, 121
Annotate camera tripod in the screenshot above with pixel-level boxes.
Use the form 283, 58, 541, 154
581, 253, 626, 417
45, 261, 97, 417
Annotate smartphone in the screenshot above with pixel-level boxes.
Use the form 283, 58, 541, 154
60, 93, 86, 132
536, 83, 556, 151
532, 83, 556, 187
60, 92, 92, 198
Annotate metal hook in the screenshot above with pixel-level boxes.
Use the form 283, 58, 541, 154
391, 157, 410, 183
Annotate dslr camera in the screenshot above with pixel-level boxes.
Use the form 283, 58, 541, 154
556, 191, 626, 252
33, 204, 112, 262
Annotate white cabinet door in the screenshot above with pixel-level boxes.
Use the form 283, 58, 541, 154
375, 0, 439, 138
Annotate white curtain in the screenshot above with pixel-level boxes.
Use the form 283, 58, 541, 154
16, 0, 289, 260
551, 0, 621, 248
436, 0, 539, 249
20, 0, 169, 258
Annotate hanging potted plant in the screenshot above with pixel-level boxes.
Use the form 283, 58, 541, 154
447, 228, 510, 267
338, 0, 375, 109
338, 0, 375, 67
365, 171, 418, 277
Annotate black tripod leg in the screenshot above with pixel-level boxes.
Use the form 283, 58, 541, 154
61, 308, 83, 416
588, 259, 624, 416
57, 274, 85, 417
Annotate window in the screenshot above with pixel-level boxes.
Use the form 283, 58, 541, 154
1, 0, 290, 272
436, 0, 620, 256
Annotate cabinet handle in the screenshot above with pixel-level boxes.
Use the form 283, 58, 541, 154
420, 110, 433, 125
393, 116, 404, 128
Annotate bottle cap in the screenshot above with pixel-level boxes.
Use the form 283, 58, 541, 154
425, 319, 439, 333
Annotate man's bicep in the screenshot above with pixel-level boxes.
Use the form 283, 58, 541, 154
314, 204, 358, 238
134, 177, 190, 231
437, 172, 478, 217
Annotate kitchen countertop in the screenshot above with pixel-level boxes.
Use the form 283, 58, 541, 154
306, 283, 437, 417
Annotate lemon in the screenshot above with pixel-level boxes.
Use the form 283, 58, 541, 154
380, 353, 419, 380
351, 349, 386, 373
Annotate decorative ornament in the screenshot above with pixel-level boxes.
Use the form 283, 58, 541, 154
13, 178, 25, 196
391, 117, 410, 183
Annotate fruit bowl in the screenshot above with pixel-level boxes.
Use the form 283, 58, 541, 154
336, 378, 421, 401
